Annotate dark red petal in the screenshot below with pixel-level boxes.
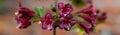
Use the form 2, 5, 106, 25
65, 14, 73, 19
59, 23, 64, 29
65, 4, 73, 12
41, 18, 55, 30
58, 3, 73, 14
18, 7, 35, 20
51, 7, 56, 12
40, 13, 55, 30
78, 12, 97, 25
70, 20, 77, 26
65, 3, 72, 8
42, 22, 48, 30
77, 5, 98, 15
16, 17, 31, 29
98, 12, 107, 21
46, 24, 54, 30
79, 22, 93, 34
58, 2, 64, 9
64, 23, 71, 31
60, 17, 65, 22
45, 13, 53, 19
15, 3, 35, 29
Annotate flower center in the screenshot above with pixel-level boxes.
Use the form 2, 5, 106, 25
46, 19, 52, 25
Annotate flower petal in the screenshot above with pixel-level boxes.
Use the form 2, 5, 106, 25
59, 23, 64, 29
42, 22, 47, 30
64, 23, 71, 31
79, 22, 93, 34
98, 12, 107, 21
58, 2, 64, 9
47, 24, 53, 30
70, 20, 77, 26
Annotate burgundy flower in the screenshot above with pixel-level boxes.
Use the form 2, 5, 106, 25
78, 15, 97, 26
58, 2, 73, 15
58, 2, 73, 18
40, 13, 55, 30
77, 5, 107, 33
57, 2, 77, 31
15, 3, 35, 29
77, 5, 98, 15
77, 5, 98, 25
59, 15, 77, 31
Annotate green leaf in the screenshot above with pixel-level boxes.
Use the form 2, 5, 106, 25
35, 7, 46, 17
30, 17, 36, 23
74, 16, 86, 22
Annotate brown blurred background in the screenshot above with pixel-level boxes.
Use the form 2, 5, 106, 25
0, 0, 120, 35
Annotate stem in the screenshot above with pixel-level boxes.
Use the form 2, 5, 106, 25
53, 26, 56, 35
53, 0, 58, 35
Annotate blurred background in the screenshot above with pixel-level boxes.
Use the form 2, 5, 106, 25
0, 0, 120, 35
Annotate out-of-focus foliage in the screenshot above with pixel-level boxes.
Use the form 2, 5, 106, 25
0, 0, 4, 7
69, 0, 86, 8
71, 24, 85, 35
0, 0, 9, 15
